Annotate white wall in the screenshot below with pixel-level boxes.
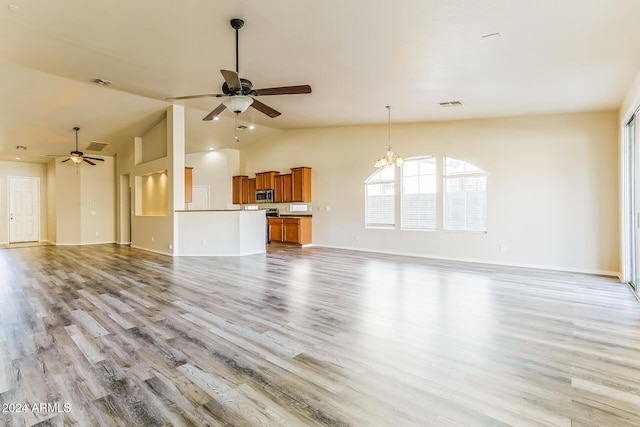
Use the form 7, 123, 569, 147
53, 156, 115, 245
242, 110, 619, 275
176, 210, 265, 256
116, 105, 185, 255
185, 148, 240, 210
80, 157, 116, 244
0, 161, 48, 243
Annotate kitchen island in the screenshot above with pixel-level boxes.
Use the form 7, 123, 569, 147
175, 209, 266, 256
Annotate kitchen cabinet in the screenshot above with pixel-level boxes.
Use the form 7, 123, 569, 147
268, 218, 284, 243
248, 178, 256, 204
268, 216, 312, 245
232, 175, 249, 204
234, 167, 310, 204
256, 171, 279, 190
274, 173, 293, 203
283, 174, 293, 202
291, 167, 312, 202
274, 175, 284, 202
185, 167, 193, 203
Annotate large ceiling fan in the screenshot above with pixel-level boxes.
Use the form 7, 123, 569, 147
60, 127, 105, 165
166, 18, 312, 121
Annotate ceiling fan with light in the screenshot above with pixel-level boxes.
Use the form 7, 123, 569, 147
166, 18, 312, 121
59, 127, 105, 165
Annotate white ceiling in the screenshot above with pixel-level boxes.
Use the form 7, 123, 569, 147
1, 0, 640, 163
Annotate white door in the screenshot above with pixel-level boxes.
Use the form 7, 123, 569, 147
9, 177, 40, 243
187, 185, 210, 210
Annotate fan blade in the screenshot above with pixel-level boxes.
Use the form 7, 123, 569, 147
83, 158, 96, 166
203, 103, 227, 121
61, 158, 71, 163
254, 85, 312, 96
220, 70, 242, 91
250, 98, 281, 118
166, 94, 222, 101
84, 156, 105, 161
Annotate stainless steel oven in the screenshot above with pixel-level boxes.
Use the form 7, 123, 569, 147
265, 208, 279, 243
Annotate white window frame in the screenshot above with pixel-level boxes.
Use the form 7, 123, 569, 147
401, 156, 437, 231
365, 167, 396, 229
443, 157, 487, 233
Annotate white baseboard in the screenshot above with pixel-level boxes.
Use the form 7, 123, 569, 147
130, 245, 172, 256
313, 244, 621, 278
55, 241, 117, 246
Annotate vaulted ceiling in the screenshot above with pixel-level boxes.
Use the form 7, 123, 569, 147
2, 0, 640, 163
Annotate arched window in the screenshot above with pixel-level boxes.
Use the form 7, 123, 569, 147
401, 156, 436, 230
365, 167, 395, 228
443, 157, 487, 232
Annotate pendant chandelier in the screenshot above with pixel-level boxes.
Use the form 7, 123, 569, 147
374, 106, 404, 168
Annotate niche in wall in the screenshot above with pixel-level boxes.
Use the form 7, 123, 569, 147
135, 170, 168, 216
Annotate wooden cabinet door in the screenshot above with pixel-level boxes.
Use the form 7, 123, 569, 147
232, 175, 248, 204
283, 219, 300, 243
282, 174, 293, 202
185, 167, 193, 203
291, 167, 312, 202
263, 172, 277, 190
256, 171, 277, 190
248, 178, 256, 204
268, 218, 284, 242
274, 175, 284, 203
255, 173, 264, 190
241, 177, 250, 204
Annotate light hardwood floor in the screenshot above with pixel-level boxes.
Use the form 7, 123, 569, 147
0, 244, 639, 426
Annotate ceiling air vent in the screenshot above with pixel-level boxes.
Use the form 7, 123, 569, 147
86, 141, 109, 152
439, 101, 464, 107
91, 77, 112, 86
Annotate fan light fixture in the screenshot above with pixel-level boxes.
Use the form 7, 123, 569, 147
374, 106, 404, 168
70, 153, 83, 164
221, 95, 253, 114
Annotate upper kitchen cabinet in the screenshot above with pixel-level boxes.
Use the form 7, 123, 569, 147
232, 175, 249, 204
274, 173, 293, 203
255, 171, 279, 190
185, 167, 193, 203
291, 167, 312, 202
248, 178, 256, 204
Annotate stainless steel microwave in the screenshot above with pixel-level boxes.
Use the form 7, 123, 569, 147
255, 189, 274, 203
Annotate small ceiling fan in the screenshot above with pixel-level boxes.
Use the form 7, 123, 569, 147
166, 18, 312, 121
60, 127, 105, 165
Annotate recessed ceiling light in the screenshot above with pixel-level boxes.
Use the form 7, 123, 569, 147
15, 157, 21, 160
209, 147, 214, 151
248, 125, 255, 130
213, 117, 220, 121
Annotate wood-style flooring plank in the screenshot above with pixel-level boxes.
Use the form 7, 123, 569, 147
0, 244, 639, 426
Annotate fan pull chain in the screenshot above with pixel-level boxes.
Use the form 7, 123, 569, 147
235, 113, 240, 142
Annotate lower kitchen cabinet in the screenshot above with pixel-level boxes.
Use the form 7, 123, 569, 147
268, 217, 312, 245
